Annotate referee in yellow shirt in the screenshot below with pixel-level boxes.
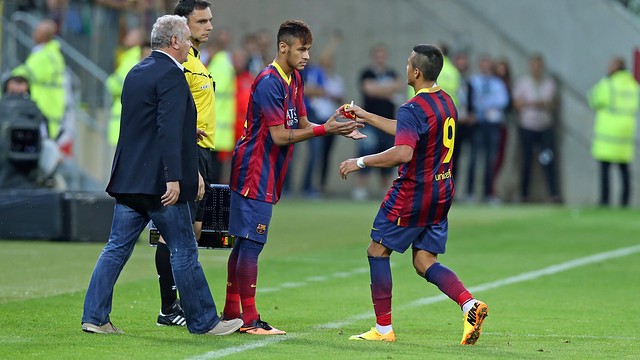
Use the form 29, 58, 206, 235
154, 0, 217, 327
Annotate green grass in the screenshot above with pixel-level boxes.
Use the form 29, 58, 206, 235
1, 201, 639, 359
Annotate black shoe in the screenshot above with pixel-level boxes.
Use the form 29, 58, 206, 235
157, 300, 186, 326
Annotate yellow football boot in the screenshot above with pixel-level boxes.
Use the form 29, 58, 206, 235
349, 327, 396, 342
461, 301, 488, 345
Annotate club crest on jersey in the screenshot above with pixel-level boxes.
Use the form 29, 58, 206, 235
256, 223, 267, 235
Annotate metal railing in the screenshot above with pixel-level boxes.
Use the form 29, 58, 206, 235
2, 11, 114, 186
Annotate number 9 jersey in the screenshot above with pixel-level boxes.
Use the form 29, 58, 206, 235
381, 86, 457, 227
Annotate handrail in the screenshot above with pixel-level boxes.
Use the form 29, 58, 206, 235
447, 0, 635, 148
10, 11, 110, 82
450, 0, 640, 188
4, 11, 112, 186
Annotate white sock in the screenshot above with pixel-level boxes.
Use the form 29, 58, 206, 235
376, 324, 393, 334
461, 299, 476, 314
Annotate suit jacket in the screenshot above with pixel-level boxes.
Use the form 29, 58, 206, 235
106, 51, 198, 204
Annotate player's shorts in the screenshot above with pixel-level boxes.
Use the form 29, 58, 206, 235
370, 209, 448, 254
195, 146, 216, 222
228, 190, 273, 244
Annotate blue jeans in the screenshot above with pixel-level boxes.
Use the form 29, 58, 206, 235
81, 201, 220, 334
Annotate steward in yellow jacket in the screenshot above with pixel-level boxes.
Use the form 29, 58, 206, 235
589, 59, 639, 163
12, 20, 66, 139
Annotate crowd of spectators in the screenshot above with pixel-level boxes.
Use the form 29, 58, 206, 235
5, 2, 640, 206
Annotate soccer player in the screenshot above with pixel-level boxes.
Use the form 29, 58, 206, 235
223, 20, 362, 335
154, 0, 216, 327
339, 44, 488, 344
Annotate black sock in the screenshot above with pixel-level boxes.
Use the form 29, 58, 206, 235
155, 242, 177, 313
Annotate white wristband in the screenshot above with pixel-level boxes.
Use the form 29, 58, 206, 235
356, 157, 366, 169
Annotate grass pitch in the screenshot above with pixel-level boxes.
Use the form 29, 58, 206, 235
0, 200, 639, 359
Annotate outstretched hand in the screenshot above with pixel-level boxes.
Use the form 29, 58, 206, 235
339, 103, 368, 123
344, 129, 367, 140
323, 113, 358, 136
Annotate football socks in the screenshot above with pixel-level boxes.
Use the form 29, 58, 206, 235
155, 242, 178, 313
424, 262, 473, 308
236, 238, 264, 325
368, 256, 392, 326
223, 243, 241, 319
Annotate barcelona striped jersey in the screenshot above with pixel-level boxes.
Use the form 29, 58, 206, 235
229, 61, 307, 204
381, 86, 457, 227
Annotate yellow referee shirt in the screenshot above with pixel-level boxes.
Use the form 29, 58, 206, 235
183, 47, 216, 149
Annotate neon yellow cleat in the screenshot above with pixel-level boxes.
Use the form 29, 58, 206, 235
461, 301, 488, 345
349, 327, 396, 342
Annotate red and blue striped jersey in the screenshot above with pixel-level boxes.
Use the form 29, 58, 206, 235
380, 86, 457, 227
229, 61, 307, 204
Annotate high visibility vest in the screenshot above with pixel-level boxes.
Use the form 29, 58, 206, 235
589, 70, 640, 163
208, 51, 237, 152
105, 46, 141, 146
12, 40, 66, 139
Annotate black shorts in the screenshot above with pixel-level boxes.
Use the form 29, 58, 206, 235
195, 146, 216, 222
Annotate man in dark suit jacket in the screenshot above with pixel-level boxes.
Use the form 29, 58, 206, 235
81, 15, 242, 336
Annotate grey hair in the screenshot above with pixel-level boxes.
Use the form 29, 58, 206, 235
150, 15, 188, 50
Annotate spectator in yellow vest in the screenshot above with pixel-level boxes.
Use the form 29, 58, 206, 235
207, 28, 236, 182
105, 29, 149, 147
589, 57, 640, 207
12, 19, 67, 140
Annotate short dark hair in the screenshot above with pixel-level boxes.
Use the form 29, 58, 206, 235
277, 20, 312, 47
411, 44, 443, 81
2, 75, 30, 95
173, 0, 211, 17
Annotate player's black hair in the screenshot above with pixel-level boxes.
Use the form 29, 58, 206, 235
411, 44, 443, 81
277, 20, 312, 47
173, 0, 211, 17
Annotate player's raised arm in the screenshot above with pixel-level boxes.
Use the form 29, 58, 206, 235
342, 103, 397, 136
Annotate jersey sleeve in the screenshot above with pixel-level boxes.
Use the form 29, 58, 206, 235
395, 103, 420, 149
254, 76, 286, 127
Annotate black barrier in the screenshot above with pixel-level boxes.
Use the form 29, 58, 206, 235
0, 189, 64, 239
148, 184, 235, 250
0, 189, 115, 242
61, 192, 114, 242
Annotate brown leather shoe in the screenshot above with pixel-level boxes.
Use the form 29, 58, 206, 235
206, 318, 243, 336
82, 321, 124, 334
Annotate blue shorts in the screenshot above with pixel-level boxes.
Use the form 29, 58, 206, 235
370, 209, 448, 254
229, 190, 273, 244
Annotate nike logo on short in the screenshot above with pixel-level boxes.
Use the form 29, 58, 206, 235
250, 284, 257, 288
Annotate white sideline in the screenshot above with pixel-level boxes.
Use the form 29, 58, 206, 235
260, 267, 369, 293
484, 332, 639, 340
186, 244, 640, 359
